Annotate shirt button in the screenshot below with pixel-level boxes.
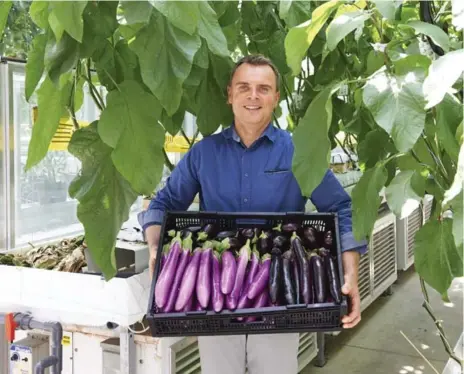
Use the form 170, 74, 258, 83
244, 198, 248, 203
244, 173, 249, 177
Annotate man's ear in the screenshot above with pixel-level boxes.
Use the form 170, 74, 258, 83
227, 85, 232, 104
275, 91, 280, 108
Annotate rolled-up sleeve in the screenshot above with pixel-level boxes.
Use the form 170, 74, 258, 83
309, 170, 368, 255
138, 144, 201, 231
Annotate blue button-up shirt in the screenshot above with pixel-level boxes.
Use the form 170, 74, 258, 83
139, 123, 367, 254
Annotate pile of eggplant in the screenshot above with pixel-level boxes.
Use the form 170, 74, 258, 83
153, 222, 342, 319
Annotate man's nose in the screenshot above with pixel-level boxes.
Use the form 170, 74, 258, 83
247, 87, 259, 99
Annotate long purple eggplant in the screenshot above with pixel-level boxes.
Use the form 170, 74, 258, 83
291, 232, 312, 304
228, 239, 251, 310
237, 249, 259, 310
155, 232, 182, 309
246, 290, 270, 322
163, 233, 193, 313
160, 244, 170, 273
196, 241, 213, 308
221, 250, 237, 295
211, 251, 224, 312
319, 249, 342, 304
174, 247, 202, 311
269, 247, 283, 305
247, 254, 271, 299
310, 251, 327, 303
291, 255, 300, 304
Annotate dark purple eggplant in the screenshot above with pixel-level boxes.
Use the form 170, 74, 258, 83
269, 247, 282, 305
291, 232, 312, 304
197, 223, 219, 241
309, 252, 327, 303
282, 250, 296, 305
302, 226, 318, 250
291, 255, 300, 304
320, 250, 342, 304
273, 235, 289, 249
323, 230, 333, 249
240, 228, 255, 241
216, 230, 237, 240
257, 230, 272, 256
282, 222, 301, 233
219, 236, 243, 252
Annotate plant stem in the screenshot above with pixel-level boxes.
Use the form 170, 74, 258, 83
163, 149, 174, 172
68, 61, 81, 131
419, 278, 463, 368
180, 129, 191, 147
86, 60, 105, 111
422, 133, 450, 186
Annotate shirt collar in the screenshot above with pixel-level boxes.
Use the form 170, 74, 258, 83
222, 122, 278, 143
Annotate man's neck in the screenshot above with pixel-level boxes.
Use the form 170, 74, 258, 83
234, 120, 270, 147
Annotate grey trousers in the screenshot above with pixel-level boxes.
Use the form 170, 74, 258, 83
198, 333, 300, 374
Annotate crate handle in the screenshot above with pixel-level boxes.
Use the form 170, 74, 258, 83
285, 304, 309, 310
185, 310, 207, 316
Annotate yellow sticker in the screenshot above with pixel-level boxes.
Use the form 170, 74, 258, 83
62, 336, 71, 346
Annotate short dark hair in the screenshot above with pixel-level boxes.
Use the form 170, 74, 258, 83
228, 54, 281, 91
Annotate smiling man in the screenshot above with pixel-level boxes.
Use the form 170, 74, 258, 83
139, 54, 367, 374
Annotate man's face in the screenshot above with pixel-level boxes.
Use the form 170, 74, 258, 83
227, 63, 280, 127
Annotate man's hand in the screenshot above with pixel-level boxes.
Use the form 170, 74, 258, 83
145, 225, 162, 279
341, 250, 361, 329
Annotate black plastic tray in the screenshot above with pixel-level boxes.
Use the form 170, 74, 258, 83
146, 211, 348, 337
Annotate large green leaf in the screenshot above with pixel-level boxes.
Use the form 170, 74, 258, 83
25, 33, 47, 101
151, 1, 199, 35
279, 1, 312, 28
29, 1, 49, 29
68, 123, 139, 281
130, 13, 201, 115
406, 21, 450, 53
44, 31, 80, 85
451, 194, 463, 250
436, 94, 463, 163
160, 103, 186, 137
292, 84, 340, 197
326, 10, 370, 51
92, 40, 118, 91
385, 170, 425, 219
357, 128, 395, 169
196, 59, 234, 135
285, 0, 341, 75
352, 164, 388, 241
372, 0, 402, 20
25, 77, 71, 170
98, 81, 165, 195
452, 0, 464, 30
363, 70, 426, 153
443, 143, 464, 207
393, 54, 431, 76
0, 1, 12, 41
121, 0, 152, 25
49, 1, 88, 43
197, 2, 229, 57
414, 218, 463, 297
423, 49, 464, 109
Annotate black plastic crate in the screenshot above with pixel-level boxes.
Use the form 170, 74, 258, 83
147, 211, 348, 337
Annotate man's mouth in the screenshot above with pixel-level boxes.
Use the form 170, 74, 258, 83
244, 105, 261, 111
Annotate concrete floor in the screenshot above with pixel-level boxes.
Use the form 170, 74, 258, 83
303, 267, 464, 374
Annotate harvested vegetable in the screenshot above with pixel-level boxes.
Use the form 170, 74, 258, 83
197, 241, 213, 308
228, 239, 252, 310
320, 249, 342, 304
174, 247, 202, 311
211, 251, 224, 312
155, 232, 182, 309
302, 226, 318, 250
247, 253, 271, 299
291, 232, 312, 304
282, 250, 296, 305
221, 250, 237, 295
163, 233, 193, 312
309, 252, 327, 304
269, 247, 282, 305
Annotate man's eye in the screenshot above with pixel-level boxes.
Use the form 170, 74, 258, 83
260, 87, 269, 93
239, 86, 248, 91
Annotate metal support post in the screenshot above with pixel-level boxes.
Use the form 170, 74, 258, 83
0, 320, 9, 374
315, 331, 326, 367
119, 327, 136, 374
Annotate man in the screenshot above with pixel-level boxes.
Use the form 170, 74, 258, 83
139, 55, 367, 374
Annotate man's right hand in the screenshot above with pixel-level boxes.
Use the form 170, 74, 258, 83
145, 225, 162, 279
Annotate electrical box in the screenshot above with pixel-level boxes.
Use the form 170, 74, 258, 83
9, 335, 50, 374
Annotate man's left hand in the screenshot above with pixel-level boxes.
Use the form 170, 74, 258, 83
341, 251, 361, 329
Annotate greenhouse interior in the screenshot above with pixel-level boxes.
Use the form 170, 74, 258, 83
0, 1, 463, 374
